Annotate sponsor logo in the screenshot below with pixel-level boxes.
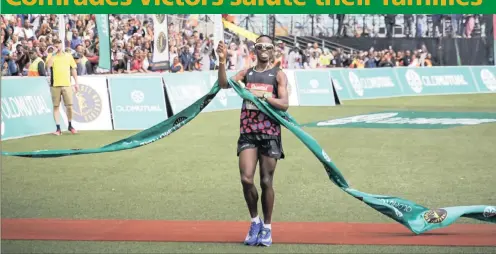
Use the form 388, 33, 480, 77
423, 209, 448, 224
173, 116, 188, 127
1, 95, 51, 119
406, 69, 423, 93
247, 83, 274, 92
72, 84, 102, 123
349, 72, 396, 96
115, 90, 163, 113
157, 32, 167, 53
322, 150, 332, 162
483, 206, 496, 218
310, 79, 319, 89
313, 112, 496, 128
380, 199, 413, 213
300, 79, 330, 94
406, 69, 470, 93
131, 90, 145, 104
317, 113, 398, 126
348, 72, 364, 96
480, 69, 496, 91
155, 14, 166, 24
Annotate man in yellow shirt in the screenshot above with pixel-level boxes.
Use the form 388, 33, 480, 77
46, 39, 80, 136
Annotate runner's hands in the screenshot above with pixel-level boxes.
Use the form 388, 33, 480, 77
216, 41, 227, 64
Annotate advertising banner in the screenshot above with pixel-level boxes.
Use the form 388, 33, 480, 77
1, 77, 60, 140
396, 67, 478, 96
470, 66, 496, 93
61, 76, 113, 130
328, 69, 352, 101
163, 72, 211, 114
341, 68, 403, 99
294, 70, 336, 106
108, 76, 168, 130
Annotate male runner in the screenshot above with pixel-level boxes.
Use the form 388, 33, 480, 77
217, 35, 289, 247
46, 39, 79, 135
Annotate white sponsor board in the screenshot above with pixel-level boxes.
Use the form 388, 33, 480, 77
61, 76, 113, 130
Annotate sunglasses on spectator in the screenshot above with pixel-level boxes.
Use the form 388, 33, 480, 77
254, 43, 274, 51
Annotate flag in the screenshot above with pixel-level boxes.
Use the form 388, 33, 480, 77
151, 14, 169, 71
96, 15, 111, 70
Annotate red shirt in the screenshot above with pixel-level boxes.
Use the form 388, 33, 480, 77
131, 59, 143, 71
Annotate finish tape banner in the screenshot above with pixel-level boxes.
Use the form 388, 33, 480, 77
1, 79, 495, 235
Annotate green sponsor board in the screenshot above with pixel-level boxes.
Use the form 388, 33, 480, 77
396, 67, 478, 95
328, 69, 352, 101
1, 77, 64, 140
294, 70, 336, 106
302, 111, 496, 129
470, 66, 496, 93
163, 72, 211, 114
108, 76, 168, 130
341, 68, 403, 99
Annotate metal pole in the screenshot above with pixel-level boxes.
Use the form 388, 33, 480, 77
311, 15, 314, 36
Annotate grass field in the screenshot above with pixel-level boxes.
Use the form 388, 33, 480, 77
2, 93, 496, 253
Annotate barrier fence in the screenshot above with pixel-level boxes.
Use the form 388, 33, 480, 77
1, 66, 496, 140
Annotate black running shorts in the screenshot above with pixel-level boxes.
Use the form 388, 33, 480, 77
237, 134, 285, 160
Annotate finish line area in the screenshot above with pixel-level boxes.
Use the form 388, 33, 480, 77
2, 93, 495, 253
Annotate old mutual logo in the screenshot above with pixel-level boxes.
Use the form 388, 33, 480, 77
116, 90, 162, 112
131, 90, 145, 104
310, 79, 319, 89
302, 111, 496, 129
480, 69, 496, 91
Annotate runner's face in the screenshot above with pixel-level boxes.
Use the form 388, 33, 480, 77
255, 37, 273, 63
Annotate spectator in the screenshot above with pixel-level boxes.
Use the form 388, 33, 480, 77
287, 47, 301, 69
27, 50, 46, 76
180, 45, 193, 71
384, 15, 397, 38
170, 56, 183, 73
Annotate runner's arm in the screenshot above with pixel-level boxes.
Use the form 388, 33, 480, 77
217, 41, 248, 89
265, 70, 289, 111
218, 62, 248, 89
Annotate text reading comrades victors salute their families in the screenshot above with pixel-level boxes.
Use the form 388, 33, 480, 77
4, 0, 484, 8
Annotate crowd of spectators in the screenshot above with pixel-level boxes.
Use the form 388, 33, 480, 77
277, 42, 436, 69
0, 14, 461, 77
322, 14, 491, 39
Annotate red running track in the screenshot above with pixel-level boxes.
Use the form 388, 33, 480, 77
2, 219, 495, 246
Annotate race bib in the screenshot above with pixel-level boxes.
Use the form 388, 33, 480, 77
244, 83, 274, 111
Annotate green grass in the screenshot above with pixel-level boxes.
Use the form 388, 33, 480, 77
2, 93, 496, 253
